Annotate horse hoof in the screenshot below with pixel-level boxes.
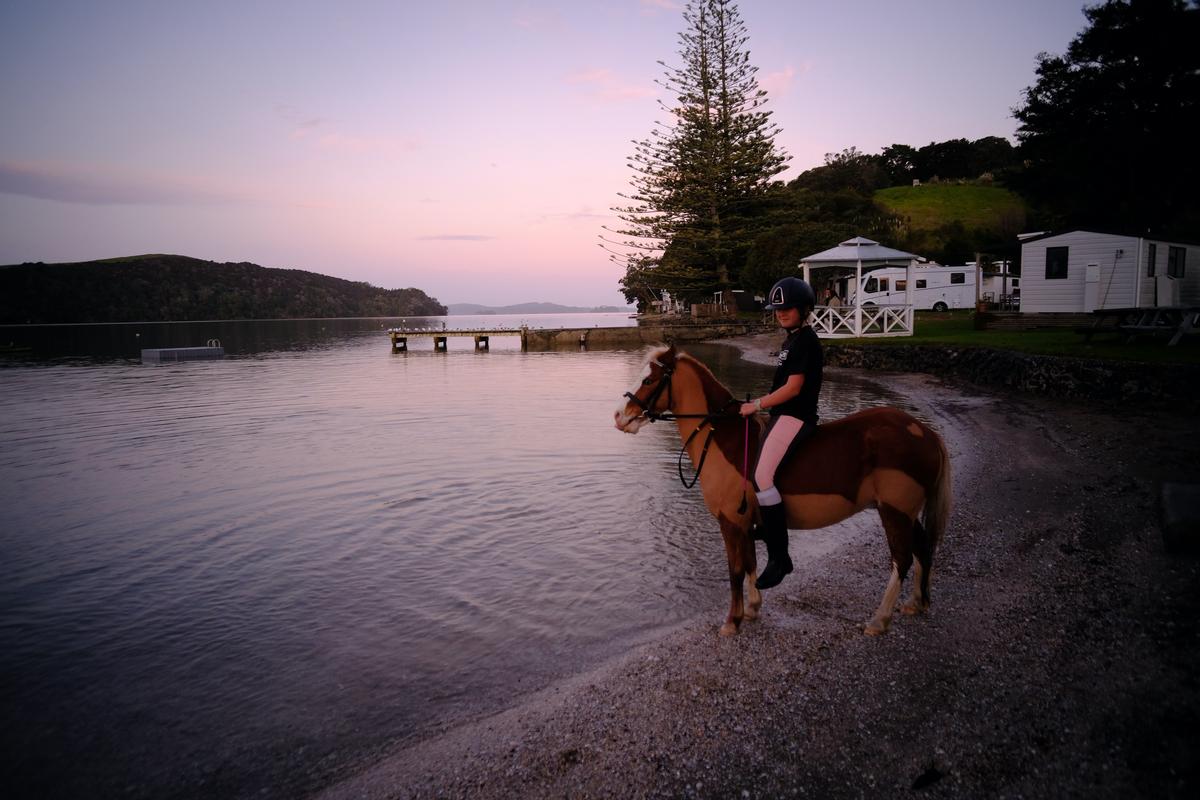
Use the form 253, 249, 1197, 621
744, 607, 760, 622
863, 620, 888, 636
719, 622, 739, 637
900, 601, 927, 616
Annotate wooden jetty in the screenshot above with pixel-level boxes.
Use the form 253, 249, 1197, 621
387, 321, 767, 352
387, 327, 526, 352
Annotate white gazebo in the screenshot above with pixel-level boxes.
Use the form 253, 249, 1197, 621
800, 236, 921, 337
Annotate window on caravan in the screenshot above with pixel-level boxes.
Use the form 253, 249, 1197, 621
896, 280, 907, 290
865, 277, 877, 292
916, 279, 927, 289
878, 278, 889, 292
1046, 246, 1069, 279
950, 273, 965, 284
1168, 246, 1186, 278
1147, 243, 1157, 277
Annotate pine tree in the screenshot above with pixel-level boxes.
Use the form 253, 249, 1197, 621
603, 0, 790, 308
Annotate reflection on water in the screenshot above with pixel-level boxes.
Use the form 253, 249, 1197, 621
0, 312, 636, 360
0, 332, 911, 799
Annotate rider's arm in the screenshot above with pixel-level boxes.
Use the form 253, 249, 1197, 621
740, 374, 804, 416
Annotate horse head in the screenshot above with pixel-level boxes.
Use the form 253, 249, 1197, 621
614, 344, 678, 433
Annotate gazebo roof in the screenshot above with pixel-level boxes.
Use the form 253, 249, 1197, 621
801, 236, 919, 264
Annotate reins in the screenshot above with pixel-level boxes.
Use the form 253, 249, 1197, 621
674, 402, 740, 489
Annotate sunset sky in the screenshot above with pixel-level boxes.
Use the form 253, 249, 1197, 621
0, 0, 1088, 307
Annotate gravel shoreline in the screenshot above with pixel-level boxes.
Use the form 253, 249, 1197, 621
319, 335, 1200, 799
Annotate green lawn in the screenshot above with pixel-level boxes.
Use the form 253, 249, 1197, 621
874, 184, 1027, 231
839, 311, 1200, 365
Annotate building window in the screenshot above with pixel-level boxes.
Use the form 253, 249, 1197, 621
916, 279, 927, 289
1168, 246, 1186, 278
1147, 243, 1157, 277
950, 272, 965, 284
1046, 246, 1069, 280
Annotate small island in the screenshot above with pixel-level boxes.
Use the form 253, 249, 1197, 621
0, 254, 447, 324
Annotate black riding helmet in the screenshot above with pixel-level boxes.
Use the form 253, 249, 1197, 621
764, 276, 816, 311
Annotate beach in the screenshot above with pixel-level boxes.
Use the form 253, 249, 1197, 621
317, 334, 1200, 799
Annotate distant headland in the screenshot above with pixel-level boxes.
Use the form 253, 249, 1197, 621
0, 254, 447, 324
446, 302, 628, 315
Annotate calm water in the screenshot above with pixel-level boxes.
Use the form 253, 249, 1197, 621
0, 317, 917, 798
0, 312, 638, 360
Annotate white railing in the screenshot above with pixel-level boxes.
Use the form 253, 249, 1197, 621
810, 305, 913, 338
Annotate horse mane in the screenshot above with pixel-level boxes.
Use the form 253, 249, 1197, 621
647, 345, 736, 413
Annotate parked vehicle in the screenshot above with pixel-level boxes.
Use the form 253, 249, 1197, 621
849, 266, 975, 311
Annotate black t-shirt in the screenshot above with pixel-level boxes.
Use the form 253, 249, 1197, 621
771, 326, 822, 424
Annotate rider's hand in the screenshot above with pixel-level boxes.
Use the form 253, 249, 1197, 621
739, 402, 758, 417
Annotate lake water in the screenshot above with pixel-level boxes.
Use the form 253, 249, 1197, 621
0, 315, 920, 798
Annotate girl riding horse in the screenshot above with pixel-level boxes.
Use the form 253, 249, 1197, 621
615, 343, 951, 637
739, 276, 823, 592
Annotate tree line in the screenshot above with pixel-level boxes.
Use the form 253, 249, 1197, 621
0, 255, 447, 324
609, 0, 1199, 307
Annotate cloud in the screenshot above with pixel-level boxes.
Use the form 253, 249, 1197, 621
415, 234, 496, 241
275, 103, 325, 133
276, 103, 421, 155
0, 160, 246, 206
566, 68, 656, 103
639, 0, 681, 13
760, 62, 811, 97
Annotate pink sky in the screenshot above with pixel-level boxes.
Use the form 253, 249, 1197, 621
0, 1, 1087, 307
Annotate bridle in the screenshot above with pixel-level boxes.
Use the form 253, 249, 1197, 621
623, 358, 748, 500
622, 359, 690, 422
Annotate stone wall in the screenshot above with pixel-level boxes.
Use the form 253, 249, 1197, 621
521, 322, 766, 350
825, 344, 1200, 407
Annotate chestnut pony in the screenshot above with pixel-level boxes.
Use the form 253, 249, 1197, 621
614, 345, 951, 637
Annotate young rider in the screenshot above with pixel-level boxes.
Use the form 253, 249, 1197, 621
739, 277, 823, 590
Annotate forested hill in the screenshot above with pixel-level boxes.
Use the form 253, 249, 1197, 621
0, 255, 447, 324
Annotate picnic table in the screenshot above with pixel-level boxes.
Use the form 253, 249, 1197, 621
1077, 306, 1200, 346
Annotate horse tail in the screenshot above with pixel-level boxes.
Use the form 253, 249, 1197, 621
921, 427, 952, 549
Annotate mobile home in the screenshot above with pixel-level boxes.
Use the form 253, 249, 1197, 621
1018, 230, 1199, 312
849, 265, 976, 311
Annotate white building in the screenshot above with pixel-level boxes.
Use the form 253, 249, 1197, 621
1018, 230, 1199, 312
799, 236, 923, 337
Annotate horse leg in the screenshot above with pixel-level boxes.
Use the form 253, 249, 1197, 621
866, 503, 915, 635
744, 528, 762, 621
901, 519, 933, 615
718, 516, 752, 636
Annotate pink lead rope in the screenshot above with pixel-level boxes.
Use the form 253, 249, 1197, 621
738, 394, 751, 515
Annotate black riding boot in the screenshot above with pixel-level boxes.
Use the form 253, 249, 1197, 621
755, 502, 793, 590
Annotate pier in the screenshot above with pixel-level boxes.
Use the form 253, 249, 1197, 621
387, 327, 525, 352
387, 321, 767, 352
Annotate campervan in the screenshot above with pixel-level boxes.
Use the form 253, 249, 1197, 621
849, 266, 976, 311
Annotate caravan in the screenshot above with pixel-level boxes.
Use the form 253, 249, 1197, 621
849, 266, 976, 311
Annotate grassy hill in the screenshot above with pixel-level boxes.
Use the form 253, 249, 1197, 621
0, 254, 446, 324
874, 184, 1028, 233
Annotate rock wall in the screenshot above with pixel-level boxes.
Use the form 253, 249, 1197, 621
825, 344, 1200, 406
521, 323, 765, 350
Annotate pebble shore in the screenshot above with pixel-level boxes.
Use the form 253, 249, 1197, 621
319, 334, 1200, 799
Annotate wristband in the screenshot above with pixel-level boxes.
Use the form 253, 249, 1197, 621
754, 398, 764, 411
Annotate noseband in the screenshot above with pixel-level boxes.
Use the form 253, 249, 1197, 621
623, 360, 675, 421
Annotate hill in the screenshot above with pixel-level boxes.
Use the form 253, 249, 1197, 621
446, 302, 627, 315
0, 255, 446, 324
874, 184, 1027, 233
